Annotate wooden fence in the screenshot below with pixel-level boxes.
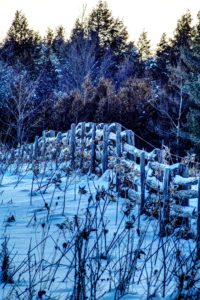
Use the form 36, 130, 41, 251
1, 121, 200, 241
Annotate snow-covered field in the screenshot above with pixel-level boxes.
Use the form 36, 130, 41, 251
0, 164, 149, 299
0, 162, 198, 300
0, 123, 199, 299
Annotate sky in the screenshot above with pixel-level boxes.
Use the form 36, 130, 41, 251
0, 0, 199, 47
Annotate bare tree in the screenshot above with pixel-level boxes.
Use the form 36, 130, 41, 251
149, 61, 188, 157
0, 70, 41, 145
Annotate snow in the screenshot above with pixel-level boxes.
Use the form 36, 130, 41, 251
173, 175, 198, 186
0, 123, 199, 299
0, 162, 197, 299
0, 164, 146, 299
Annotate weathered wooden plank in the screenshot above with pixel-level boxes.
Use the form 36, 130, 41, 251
174, 189, 198, 199
56, 132, 62, 145
173, 175, 198, 186
46, 130, 55, 138
90, 123, 96, 173
102, 124, 109, 173
140, 151, 146, 215
149, 162, 180, 171
80, 122, 85, 169
126, 130, 135, 160
116, 123, 122, 158
34, 136, 39, 159
42, 131, 46, 159
160, 167, 170, 237
123, 143, 157, 160
70, 123, 76, 167
178, 164, 190, 206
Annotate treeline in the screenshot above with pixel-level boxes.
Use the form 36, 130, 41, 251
0, 1, 200, 155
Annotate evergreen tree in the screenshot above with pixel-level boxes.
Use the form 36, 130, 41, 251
170, 10, 193, 65
117, 78, 152, 133
53, 93, 73, 131
36, 48, 60, 100
2, 10, 40, 68
182, 37, 200, 152
88, 1, 128, 56
155, 33, 171, 82
115, 41, 140, 86
45, 28, 54, 46
34, 28, 61, 100
52, 26, 66, 60
95, 78, 116, 122
137, 31, 152, 61
69, 91, 85, 124
195, 11, 200, 38
185, 77, 200, 152
81, 77, 97, 121
7, 10, 31, 44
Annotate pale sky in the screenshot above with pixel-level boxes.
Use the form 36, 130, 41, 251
0, 0, 199, 47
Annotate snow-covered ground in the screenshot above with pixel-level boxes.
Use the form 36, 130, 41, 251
0, 164, 148, 299
0, 162, 198, 300
0, 122, 199, 299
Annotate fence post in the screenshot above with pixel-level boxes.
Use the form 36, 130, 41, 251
80, 122, 85, 169
90, 123, 96, 173
102, 124, 109, 173
10, 148, 15, 163
29, 144, 33, 162
49, 130, 55, 138
160, 167, 170, 237
116, 123, 122, 158
56, 132, 62, 145
34, 136, 39, 160
70, 123, 76, 168
179, 163, 189, 206
42, 130, 46, 159
81, 122, 85, 143
126, 130, 135, 160
140, 151, 146, 215
126, 130, 135, 147
54, 132, 62, 165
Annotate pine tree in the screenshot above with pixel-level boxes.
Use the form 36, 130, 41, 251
34, 28, 61, 100
137, 31, 152, 61
181, 37, 200, 152
170, 10, 193, 65
70, 91, 85, 124
185, 78, 200, 151
155, 33, 171, 82
115, 41, 140, 86
7, 10, 31, 44
36, 49, 60, 100
95, 78, 116, 122
2, 10, 40, 68
196, 11, 200, 38
45, 28, 54, 46
88, 1, 128, 56
53, 93, 73, 130
52, 26, 65, 59
117, 78, 152, 133
81, 77, 97, 121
